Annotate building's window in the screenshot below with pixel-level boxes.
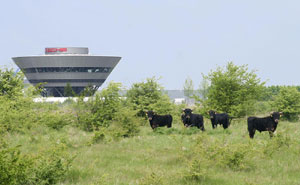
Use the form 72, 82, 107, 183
29, 79, 105, 83
24, 67, 111, 73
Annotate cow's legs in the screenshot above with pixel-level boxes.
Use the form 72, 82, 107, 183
249, 129, 255, 138
167, 116, 173, 128
200, 125, 205, 131
269, 131, 274, 138
223, 119, 230, 129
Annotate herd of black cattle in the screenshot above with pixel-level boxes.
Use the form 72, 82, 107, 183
146, 109, 283, 138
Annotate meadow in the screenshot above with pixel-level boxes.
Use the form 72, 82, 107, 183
1, 65, 300, 185
3, 113, 300, 185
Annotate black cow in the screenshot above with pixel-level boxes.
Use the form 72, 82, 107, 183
181, 108, 205, 131
146, 110, 172, 129
208, 110, 230, 129
247, 112, 283, 138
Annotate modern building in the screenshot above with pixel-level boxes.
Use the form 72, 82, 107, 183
12, 47, 121, 97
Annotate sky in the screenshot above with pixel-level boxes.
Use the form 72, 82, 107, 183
1, 0, 300, 90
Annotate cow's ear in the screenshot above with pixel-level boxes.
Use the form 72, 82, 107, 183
182, 109, 185, 112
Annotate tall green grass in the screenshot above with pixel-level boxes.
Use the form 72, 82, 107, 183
3, 118, 300, 185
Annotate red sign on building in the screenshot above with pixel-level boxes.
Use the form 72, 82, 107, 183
45, 48, 67, 53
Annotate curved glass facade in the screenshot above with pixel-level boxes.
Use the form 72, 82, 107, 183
23, 67, 111, 73
43, 86, 98, 97
29, 79, 106, 83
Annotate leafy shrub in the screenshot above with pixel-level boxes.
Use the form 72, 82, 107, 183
0, 94, 73, 132
184, 135, 255, 174
74, 100, 94, 131
37, 111, 73, 130
0, 140, 73, 185
0, 141, 31, 185
263, 133, 292, 157
90, 174, 110, 185
89, 108, 140, 144
0, 96, 37, 132
272, 87, 300, 121
200, 62, 265, 117
90, 129, 107, 144
138, 172, 164, 185
110, 107, 140, 138
126, 77, 174, 118
183, 159, 208, 182
0, 68, 24, 98
223, 145, 252, 171
30, 147, 74, 185
74, 82, 124, 131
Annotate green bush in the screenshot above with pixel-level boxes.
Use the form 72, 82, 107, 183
0, 68, 24, 98
0, 141, 31, 185
89, 82, 123, 128
138, 172, 164, 185
0, 96, 37, 132
89, 107, 140, 144
74, 98, 94, 131
110, 107, 140, 138
37, 110, 73, 130
30, 147, 74, 185
183, 134, 255, 177
200, 62, 265, 117
90, 129, 106, 144
183, 159, 208, 182
272, 87, 300, 121
263, 133, 292, 157
73, 82, 124, 132
0, 140, 73, 185
126, 77, 174, 118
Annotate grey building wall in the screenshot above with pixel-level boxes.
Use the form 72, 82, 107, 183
12, 47, 121, 97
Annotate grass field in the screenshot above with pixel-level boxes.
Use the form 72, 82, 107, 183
4, 118, 300, 185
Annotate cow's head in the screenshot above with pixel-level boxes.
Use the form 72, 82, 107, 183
182, 108, 193, 119
270, 112, 283, 123
146, 110, 155, 121
208, 110, 216, 119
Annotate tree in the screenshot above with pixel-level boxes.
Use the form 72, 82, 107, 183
89, 82, 123, 128
183, 77, 194, 105
183, 77, 194, 98
197, 77, 210, 100
203, 62, 265, 117
126, 77, 173, 117
64, 83, 75, 97
0, 68, 24, 98
272, 87, 300, 121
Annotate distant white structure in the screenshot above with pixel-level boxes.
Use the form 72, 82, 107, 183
174, 98, 185, 104
33, 97, 89, 103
